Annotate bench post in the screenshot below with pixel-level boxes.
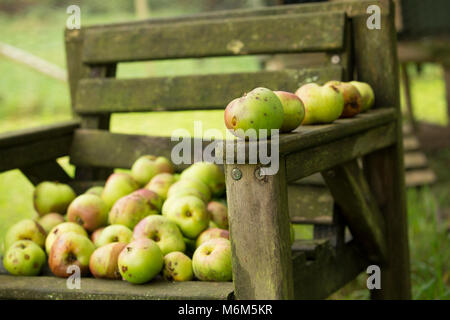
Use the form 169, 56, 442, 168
353, 0, 411, 299
225, 159, 294, 299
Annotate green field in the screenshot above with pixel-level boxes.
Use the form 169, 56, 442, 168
0, 5, 449, 299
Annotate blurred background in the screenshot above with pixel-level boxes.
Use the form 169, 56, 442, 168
0, 0, 448, 299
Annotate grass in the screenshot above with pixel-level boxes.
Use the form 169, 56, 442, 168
0, 6, 449, 299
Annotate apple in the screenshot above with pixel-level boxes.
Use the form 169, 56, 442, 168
4, 219, 46, 250
196, 228, 229, 248
37, 213, 65, 233
180, 162, 225, 197
96, 224, 132, 247
33, 181, 76, 216
133, 215, 185, 255
89, 242, 127, 279
118, 238, 164, 284
67, 194, 108, 232
84, 186, 104, 197
3, 240, 46, 276
101, 173, 139, 208
145, 173, 177, 200
274, 90, 305, 132
350, 81, 375, 111
48, 232, 95, 278
162, 195, 209, 239
91, 227, 105, 246
167, 178, 211, 203
295, 83, 344, 124
45, 222, 88, 255
108, 193, 159, 230
207, 201, 228, 230
192, 238, 232, 281
162, 251, 194, 281
325, 81, 362, 118
131, 155, 174, 186
131, 188, 164, 211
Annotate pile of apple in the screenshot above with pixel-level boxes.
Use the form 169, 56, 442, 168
2, 158, 235, 284
224, 81, 375, 137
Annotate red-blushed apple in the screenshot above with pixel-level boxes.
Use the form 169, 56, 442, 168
180, 162, 225, 197
131, 188, 164, 211
67, 194, 108, 232
196, 228, 229, 248
145, 173, 177, 200
206, 201, 228, 230
91, 227, 105, 246
85, 186, 104, 197
96, 224, 132, 247
45, 222, 88, 254
162, 251, 193, 281
3, 240, 46, 276
101, 173, 139, 208
350, 81, 375, 111
167, 178, 211, 203
325, 81, 362, 118
108, 193, 159, 230
192, 238, 232, 281
274, 90, 305, 132
133, 215, 185, 255
48, 232, 95, 278
162, 195, 209, 239
131, 155, 174, 186
37, 213, 65, 234
33, 181, 76, 216
4, 219, 46, 250
89, 242, 127, 279
118, 238, 164, 284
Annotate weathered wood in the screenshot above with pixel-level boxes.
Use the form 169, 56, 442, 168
405, 169, 436, 188
322, 160, 387, 262
225, 161, 294, 299
292, 239, 330, 259
403, 136, 420, 151
288, 184, 333, 223
401, 63, 418, 131
0, 134, 73, 172
0, 275, 233, 300
0, 120, 79, 148
353, 0, 411, 299
292, 241, 368, 299
404, 152, 427, 169
21, 160, 72, 185
313, 204, 345, 249
75, 67, 342, 114
82, 12, 346, 63
285, 122, 397, 182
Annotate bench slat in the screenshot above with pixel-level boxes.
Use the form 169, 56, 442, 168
82, 12, 346, 63
75, 67, 342, 114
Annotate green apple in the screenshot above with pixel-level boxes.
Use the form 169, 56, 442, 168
206, 201, 228, 230
3, 240, 46, 276
295, 83, 344, 125
167, 178, 211, 203
162, 251, 194, 281
85, 186, 104, 197
89, 242, 127, 279
108, 193, 159, 230
118, 238, 164, 284
180, 162, 225, 197
101, 173, 139, 208
4, 219, 46, 250
48, 232, 95, 278
325, 81, 362, 118
162, 195, 209, 239
91, 227, 105, 246
67, 194, 108, 232
37, 213, 65, 234
274, 90, 305, 132
196, 228, 229, 248
133, 215, 185, 255
131, 155, 174, 186
145, 173, 177, 200
96, 224, 132, 247
45, 222, 88, 255
192, 238, 232, 281
33, 181, 76, 216
350, 81, 375, 111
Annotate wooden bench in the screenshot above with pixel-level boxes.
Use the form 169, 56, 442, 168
0, 0, 411, 299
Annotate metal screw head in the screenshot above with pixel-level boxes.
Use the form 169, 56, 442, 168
331, 55, 341, 64
231, 168, 242, 180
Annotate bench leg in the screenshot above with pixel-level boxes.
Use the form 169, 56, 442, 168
225, 160, 294, 300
